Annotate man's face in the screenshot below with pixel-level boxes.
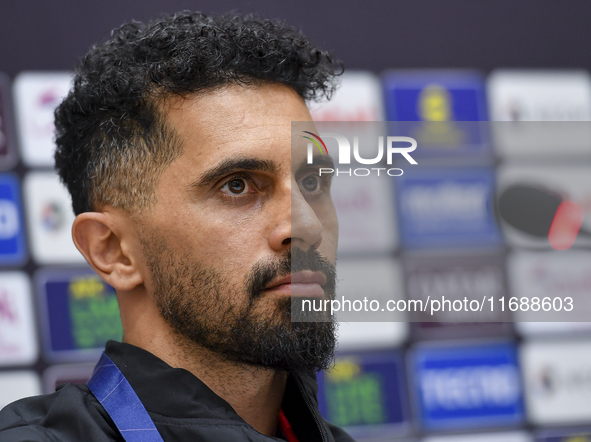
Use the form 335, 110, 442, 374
137, 83, 338, 372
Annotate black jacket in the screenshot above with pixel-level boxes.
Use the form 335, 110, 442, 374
0, 341, 354, 441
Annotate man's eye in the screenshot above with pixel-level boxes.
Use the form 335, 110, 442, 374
222, 178, 249, 195
301, 175, 321, 193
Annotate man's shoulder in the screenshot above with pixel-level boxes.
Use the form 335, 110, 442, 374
0, 383, 121, 442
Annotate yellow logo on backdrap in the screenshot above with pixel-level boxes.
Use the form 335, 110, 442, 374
419, 84, 453, 121
324, 357, 386, 426
327, 358, 362, 382
415, 84, 465, 146
69, 276, 106, 300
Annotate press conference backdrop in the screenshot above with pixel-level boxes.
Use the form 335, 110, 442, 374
1, 68, 591, 441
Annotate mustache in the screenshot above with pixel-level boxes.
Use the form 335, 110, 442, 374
246, 248, 336, 301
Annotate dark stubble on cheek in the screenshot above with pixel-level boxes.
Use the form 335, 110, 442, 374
142, 234, 337, 373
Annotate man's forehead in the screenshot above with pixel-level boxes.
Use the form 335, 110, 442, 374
159, 84, 312, 177
165, 84, 309, 138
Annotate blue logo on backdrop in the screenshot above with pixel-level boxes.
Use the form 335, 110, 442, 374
411, 343, 524, 431
0, 174, 26, 265
382, 71, 490, 159
383, 71, 488, 121
395, 167, 502, 249
316, 351, 409, 435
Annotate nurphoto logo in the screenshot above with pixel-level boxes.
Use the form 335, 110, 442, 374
303, 131, 418, 176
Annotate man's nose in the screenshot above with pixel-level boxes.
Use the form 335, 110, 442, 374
268, 181, 322, 252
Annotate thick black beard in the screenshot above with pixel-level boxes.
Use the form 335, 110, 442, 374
143, 236, 337, 373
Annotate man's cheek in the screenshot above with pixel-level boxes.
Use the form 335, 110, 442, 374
315, 201, 338, 249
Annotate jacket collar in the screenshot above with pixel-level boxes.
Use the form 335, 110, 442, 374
104, 340, 330, 441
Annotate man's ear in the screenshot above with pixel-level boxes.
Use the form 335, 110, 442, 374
72, 212, 144, 291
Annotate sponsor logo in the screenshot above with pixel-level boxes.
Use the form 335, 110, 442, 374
0, 272, 37, 366
410, 267, 503, 300
0, 175, 27, 265
13, 72, 73, 167
0, 290, 17, 322
330, 174, 398, 254
24, 172, 83, 264
402, 182, 489, 222
405, 254, 510, 326
0, 200, 20, 239
531, 364, 591, 399
382, 71, 490, 159
396, 168, 502, 248
421, 364, 521, 410
528, 258, 591, 296
508, 251, 591, 326
40, 201, 64, 232
38, 269, 122, 362
522, 341, 591, 424
488, 71, 591, 122
412, 343, 524, 430
317, 351, 409, 436
384, 72, 488, 121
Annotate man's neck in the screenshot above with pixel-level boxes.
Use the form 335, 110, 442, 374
123, 330, 287, 436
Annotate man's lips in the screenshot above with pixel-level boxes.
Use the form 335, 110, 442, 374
264, 271, 327, 297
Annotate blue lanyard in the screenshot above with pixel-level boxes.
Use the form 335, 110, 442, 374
87, 352, 165, 442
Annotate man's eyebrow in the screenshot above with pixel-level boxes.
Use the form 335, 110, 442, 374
191, 157, 278, 188
295, 154, 335, 174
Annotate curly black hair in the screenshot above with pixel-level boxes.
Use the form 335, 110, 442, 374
54, 11, 342, 215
